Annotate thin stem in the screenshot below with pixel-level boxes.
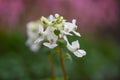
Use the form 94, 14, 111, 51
48, 54, 56, 80
58, 47, 67, 80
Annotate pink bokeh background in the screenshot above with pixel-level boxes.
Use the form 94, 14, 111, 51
0, 0, 119, 31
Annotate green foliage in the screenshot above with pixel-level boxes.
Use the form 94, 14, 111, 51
0, 31, 119, 80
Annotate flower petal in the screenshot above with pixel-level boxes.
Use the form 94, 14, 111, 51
43, 42, 57, 49
72, 31, 81, 37
63, 36, 68, 43
30, 44, 40, 52
72, 19, 76, 25
74, 49, 86, 57
63, 36, 75, 52
48, 15, 55, 22
62, 31, 73, 36
64, 22, 75, 32
67, 44, 74, 52
55, 13, 59, 18
34, 37, 44, 43
71, 40, 80, 49
39, 24, 44, 33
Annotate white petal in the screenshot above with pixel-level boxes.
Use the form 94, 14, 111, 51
71, 40, 80, 49
74, 50, 86, 57
34, 37, 44, 43
55, 13, 59, 18
30, 44, 40, 52
45, 27, 58, 42
63, 36, 71, 46
72, 19, 76, 25
47, 33, 58, 42
72, 31, 81, 37
48, 15, 55, 22
67, 44, 74, 52
63, 36, 75, 52
27, 27, 38, 39
27, 21, 38, 31
43, 42, 57, 49
64, 22, 74, 32
62, 31, 73, 36
63, 36, 68, 43
45, 27, 54, 34
39, 24, 44, 33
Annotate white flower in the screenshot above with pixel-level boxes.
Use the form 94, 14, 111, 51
43, 27, 58, 49
34, 24, 45, 43
64, 36, 86, 57
63, 19, 81, 37
26, 21, 40, 52
26, 21, 39, 39
26, 13, 86, 57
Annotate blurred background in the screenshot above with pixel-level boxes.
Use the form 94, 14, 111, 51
0, 0, 120, 80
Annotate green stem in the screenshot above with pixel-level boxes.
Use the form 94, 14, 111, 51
48, 54, 56, 80
58, 47, 67, 80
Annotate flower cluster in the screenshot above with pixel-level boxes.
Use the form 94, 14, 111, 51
26, 14, 86, 57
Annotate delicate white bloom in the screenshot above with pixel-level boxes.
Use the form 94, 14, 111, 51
63, 19, 81, 37
26, 13, 86, 58
26, 21, 40, 52
26, 21, 39, 39
34, 24, 45, 43
43, 27, 58, 49
64, 36, 86, 57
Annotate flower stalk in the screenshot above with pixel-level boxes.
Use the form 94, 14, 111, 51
58, 47, 67, 80
48, 54, 56, 80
